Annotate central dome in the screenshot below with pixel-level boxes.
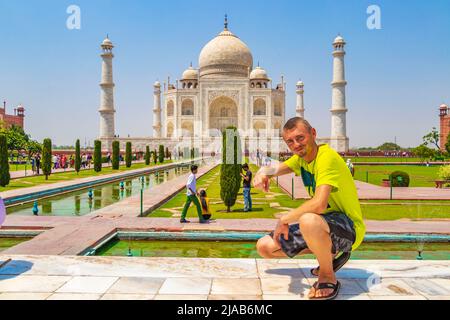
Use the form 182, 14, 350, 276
199, 28, 253, 78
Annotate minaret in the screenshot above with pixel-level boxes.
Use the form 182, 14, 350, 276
98, 36, 116, 140
330, 35, 349, 152
296, 80, 305, 118
153, 81, 162, 138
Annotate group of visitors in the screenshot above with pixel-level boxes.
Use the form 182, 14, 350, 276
29, 152, 94, 175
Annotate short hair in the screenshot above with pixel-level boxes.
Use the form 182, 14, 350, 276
283, 117, 313, 133
191, 165, 198, 172
242, 163, 249, 169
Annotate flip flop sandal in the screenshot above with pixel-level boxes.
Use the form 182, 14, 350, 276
309, 281, 341, 300
310, 252, 351, 276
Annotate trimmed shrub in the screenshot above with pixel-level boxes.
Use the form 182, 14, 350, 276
0, 134, 10, 187
112, 141, 120, 170
145, 146, 150, 165
438, 165, 450, 181
94, 140, 102, 172
158, 145, 164, 163
125, 142, 132, 168
389, 171, 410, 187
42, 138, 52, 180
220, 126, 242, 212
165, 147, 169, 159
75, 139, 81, 174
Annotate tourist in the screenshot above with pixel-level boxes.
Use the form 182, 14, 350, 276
253, 117, 365, 300
240, 163, 253, 212
346, 159, 354, 177
198, 189, 211, 221
180, 165, 207, 224
35, 154, 41, 175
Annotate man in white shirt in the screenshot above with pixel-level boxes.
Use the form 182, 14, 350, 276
180, 165, 207, 223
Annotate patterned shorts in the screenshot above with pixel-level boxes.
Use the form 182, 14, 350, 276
270, 212, 356, 258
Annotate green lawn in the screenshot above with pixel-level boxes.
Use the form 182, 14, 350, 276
149, 164, 304, 219
354, 165, 441, 187
149, 164, 450, 221
346, 157, 422, 163
0, 160, 173, 192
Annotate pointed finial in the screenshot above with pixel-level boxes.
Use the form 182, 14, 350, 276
106, 33, 109, 39
224, 14, 228, 30
190, 61, 193, 68
257, 61, 260, 67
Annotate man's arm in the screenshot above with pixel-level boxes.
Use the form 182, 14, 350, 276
280, 184, 332, 224
253, 162, 293, 191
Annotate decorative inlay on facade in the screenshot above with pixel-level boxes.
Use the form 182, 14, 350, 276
208, 90, 240, 104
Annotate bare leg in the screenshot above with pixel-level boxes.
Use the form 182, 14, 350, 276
256, 235, 313, 259
298, 213, 336, 299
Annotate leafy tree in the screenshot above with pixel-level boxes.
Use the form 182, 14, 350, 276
94, 140, 102, 172
112, 141, 120, 170
423, 127, 440, 150
75, 139, 81, 174
42, 138, 52, 180
445, 133, 450, 156
125, 142, 132, 168
0, 134, 10, 187
4, 125, 29, 158
26, 140, 42, 160
413, 144, 435, 162
158, 145, 164, 163
220, 126, 242, 212
145, 146, 150, 165
377, 142, 402, 151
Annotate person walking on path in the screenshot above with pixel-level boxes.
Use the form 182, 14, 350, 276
35, 154, 41, 175
254, 117, 366, 300
240, 163, 253, 212
180, 165, 207, 224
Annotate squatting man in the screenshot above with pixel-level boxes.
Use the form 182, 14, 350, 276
254, 117, 366, 300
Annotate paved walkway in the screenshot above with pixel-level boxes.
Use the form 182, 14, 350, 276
0, 255, 448, 300
276, 173, 450, 200
9, 161, 144, 179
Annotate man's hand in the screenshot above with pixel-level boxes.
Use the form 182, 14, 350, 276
273, 220, 289, 247
253, 170, 270, 192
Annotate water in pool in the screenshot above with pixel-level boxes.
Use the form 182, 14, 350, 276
6, 166, 190, 216
96, 239, 450, 260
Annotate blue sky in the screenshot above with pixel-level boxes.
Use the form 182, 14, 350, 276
0, 0, 449, 148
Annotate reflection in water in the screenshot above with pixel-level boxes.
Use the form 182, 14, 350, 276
42, 201, 52, 214
75, 195, 81, 215
6, 165, 191, 217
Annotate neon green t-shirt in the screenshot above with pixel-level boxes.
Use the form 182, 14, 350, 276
284, 144, 365, 251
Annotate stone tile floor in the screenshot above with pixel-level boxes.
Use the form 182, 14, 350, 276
0, 255, 448, 300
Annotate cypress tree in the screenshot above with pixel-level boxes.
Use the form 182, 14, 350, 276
112, 141, 120, 169
220, 127, 242, 212
145, 146, 150, 165
42, 138, 52, 180
165, 147, 169, 159
0, 134, 10, 187
153, 149, 157, 164
75, 139, 81, 174
94, 140, 102, 172
158, 145, 164, 163
125, 142, 132, 168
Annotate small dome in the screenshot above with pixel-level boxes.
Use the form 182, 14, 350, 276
182, 67, 199, 80
296, 80, 304, 87
102, 37, 113, 47
154, 81, 161, 87
334, 35, 345, 44
17, 104, 24, 110
250, 66, 268, 80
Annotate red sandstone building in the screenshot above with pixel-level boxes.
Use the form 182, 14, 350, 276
439, 103, 449, 151
0, 101, 25, 129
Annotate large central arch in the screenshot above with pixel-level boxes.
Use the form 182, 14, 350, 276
209, 96, 238, 133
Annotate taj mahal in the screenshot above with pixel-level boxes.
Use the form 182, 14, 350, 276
98, 17, 350, 154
